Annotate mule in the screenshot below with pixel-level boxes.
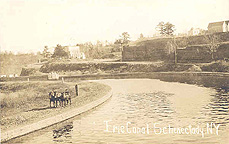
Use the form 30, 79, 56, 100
50, 91, 71, 108
60, 92, 66, 107
49, 91, 56, 108
65, 92, 71, 105
55, 92, 64, 107
55, 92, 66, 107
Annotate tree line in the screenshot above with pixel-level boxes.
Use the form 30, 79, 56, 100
42, 21, 222, 63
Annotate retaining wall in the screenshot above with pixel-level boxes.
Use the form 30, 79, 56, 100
1, 89, 112, 143
122, 32, 229, 62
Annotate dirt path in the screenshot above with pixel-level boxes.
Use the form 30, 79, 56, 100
0, 81, 111, 132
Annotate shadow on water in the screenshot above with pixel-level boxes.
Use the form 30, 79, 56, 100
2, 98, 112, 144
2, 118, 75, 144
52, 123, 73, 142
3, 73, 229, 143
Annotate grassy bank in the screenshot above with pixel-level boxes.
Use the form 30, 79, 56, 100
0, 81, 111, 132
40, 61, 194, 74
39, 61, 229, 74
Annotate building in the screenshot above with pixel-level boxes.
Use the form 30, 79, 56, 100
48, 72, 59, 80
68, 46, 86, 59
45, 45, 85, 59
68, 46, 81, 58
0, 75, 7, 78
188, 28, 205, 36
208, 20, 229, 33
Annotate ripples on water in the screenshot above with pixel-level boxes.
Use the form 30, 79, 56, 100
6, 80, 229, 144
124, 92, 175, 124
202, 89, 229, 127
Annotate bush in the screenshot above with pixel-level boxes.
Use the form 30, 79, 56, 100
201, 61, 229, 72
39, 61, 195, 73
20, 68, 37, 76
187, 65, 202, 72
52, 45, 70, 59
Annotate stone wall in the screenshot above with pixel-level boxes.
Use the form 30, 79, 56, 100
122, 45, 168, 61
1, 89, 112, 143
177, 43, 229, 63
122, 32, 229, 63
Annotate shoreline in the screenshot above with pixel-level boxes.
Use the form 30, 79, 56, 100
1, 71, 228, 82
0, 82, 112, 143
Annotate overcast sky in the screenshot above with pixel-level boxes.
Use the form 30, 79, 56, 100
0, 0, 228, 53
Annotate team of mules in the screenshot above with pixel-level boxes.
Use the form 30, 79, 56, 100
49, 89, 71, 107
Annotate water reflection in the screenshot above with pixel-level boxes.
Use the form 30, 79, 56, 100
53, 123, 73, 139
5, 79, 229, 144
201, 89, 229, 128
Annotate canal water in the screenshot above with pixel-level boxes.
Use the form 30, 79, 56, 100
7, 79, 229, 143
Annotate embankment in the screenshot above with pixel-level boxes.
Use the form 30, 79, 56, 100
0, 81, 112, 143
39, 62, 193, 73
62, 72, 228, 91
124, 32, 229, 62
38, 61, 228, 74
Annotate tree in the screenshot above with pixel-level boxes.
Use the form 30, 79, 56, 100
204, 34, 221, 61
156, 21, 175, 36
121, 32, 130, 45
164, 22, 175, 36
139, 33, 144, 39
156, 21, 165, 35
52, 44, 70, 58
114, 32, 130, 52
114, 39, 122, 45
96, 40, 103, 48
115, 32, 131, 45
166, 37, 178, 64
42, 46, 51, 58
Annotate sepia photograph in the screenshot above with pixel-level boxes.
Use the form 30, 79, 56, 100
0, 0, 229, 143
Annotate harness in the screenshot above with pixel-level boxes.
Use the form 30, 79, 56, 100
49, 92, 55, 101
65, 91, 70, 99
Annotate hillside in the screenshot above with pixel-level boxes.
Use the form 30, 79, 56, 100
124, 32, 229, 62
0, 53, 41, 76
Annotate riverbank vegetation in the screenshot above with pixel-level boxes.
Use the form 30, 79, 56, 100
38, 60, 228, 75
0, 81, 111, 132
2, 32, 228, 78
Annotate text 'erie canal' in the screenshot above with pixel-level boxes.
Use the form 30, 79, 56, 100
104, 120, 220, 138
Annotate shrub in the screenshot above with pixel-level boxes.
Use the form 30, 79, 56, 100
201, 61, 229, 72
20, 68, 37, 76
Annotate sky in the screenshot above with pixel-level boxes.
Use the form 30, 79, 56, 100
0, 0, 228, 53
